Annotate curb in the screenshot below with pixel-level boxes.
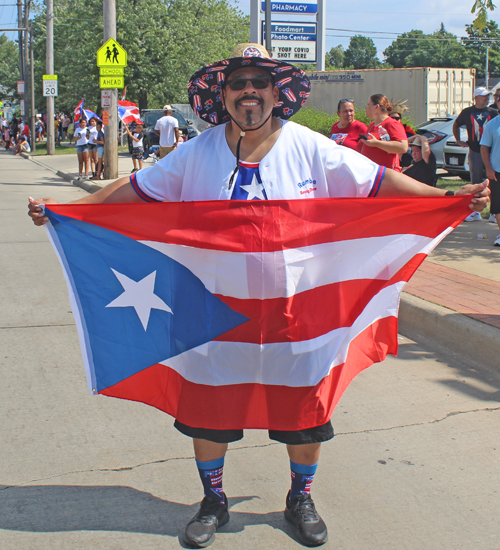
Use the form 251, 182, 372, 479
399, 293, 499, 371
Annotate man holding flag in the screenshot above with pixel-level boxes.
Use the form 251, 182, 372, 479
29, 44, 489, 548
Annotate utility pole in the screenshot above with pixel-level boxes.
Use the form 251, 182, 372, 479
23, 0, 30, 135
46, 0, 55, 154
30, 24, 35, 153
17, 0, 24, 118
485, 45, 489, 92
103, 0, 118, 180
264, 0, 271, 53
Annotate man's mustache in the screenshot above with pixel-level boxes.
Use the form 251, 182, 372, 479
236, 96, 263, 107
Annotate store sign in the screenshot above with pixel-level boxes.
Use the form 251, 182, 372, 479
261, 0, 317, 13
262, 22, 317, 62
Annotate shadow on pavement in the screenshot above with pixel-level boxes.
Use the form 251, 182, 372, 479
0, 485, 290, 539
397, 339, 500, 404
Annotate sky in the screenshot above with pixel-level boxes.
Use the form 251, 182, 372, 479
0, 0, 491, 59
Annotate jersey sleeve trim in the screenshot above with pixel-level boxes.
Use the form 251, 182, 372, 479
368, 166, 385, 197
130, 173, 161, 203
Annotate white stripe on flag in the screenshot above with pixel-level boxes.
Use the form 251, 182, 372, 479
142, 228, 452, 300
161, 281, 405, 387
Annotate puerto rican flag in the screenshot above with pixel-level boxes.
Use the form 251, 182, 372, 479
73, 98, 85, 123
83, 109, 103, 123
118, 100, 142, 125
43, 197, 471, 430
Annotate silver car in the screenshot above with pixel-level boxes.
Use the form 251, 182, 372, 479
415, 116, 457, 169
442, 130, 470, 181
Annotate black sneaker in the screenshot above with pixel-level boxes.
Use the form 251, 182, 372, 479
184, 493, 229, 548
284, 491, 328, 547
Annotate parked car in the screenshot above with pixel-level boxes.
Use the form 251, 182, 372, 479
442, 133, 470, 181
127, 108, 199, 153
415, 116, 456, 169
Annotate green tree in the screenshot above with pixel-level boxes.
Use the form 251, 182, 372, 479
325, 45, 344, 70
383, 25, 470, 68
463, 20, 500, 76
30, 0, 249, 115
344, 35, 380, 69
0, 34, 20, 102
471, 0, 496, 31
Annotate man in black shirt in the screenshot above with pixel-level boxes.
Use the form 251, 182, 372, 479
403, 135, 436, 186
453, 87, 498, 221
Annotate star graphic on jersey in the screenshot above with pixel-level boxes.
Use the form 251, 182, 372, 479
106, 269, 173, 330
476, 113, 484, 121
240, 173, 266, 200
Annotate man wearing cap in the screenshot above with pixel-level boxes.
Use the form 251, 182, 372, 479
480, 90, 500, 246
453, 87, 497, 221
154, 104, 180, 158
403, 135, 437, 186
28, 43, 490, 548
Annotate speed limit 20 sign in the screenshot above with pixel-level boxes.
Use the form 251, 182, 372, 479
43, 74, 58, 97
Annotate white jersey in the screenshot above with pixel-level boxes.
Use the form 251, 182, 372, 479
133, 120, 385, 203
154, 115, 179, 147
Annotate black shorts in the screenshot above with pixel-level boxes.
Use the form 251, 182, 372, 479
490, 174, 500, 215
174, 419, 334, 445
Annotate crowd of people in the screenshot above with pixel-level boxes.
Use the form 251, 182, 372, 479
329, 89, 499, 247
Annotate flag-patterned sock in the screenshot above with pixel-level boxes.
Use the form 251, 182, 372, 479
289, 460, 318, 501
196, 456, 225, 503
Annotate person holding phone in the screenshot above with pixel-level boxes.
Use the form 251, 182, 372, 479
357, 94, 408, 171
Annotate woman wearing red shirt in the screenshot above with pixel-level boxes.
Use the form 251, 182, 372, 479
330, 99, 368, 150
357, 94, 408, 171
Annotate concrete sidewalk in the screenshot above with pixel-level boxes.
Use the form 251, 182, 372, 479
23, 151, 500, 370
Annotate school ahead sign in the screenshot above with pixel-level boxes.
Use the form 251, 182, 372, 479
96, 38, 128, 68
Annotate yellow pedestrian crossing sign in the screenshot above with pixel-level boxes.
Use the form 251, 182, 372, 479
97, 38, 127, 68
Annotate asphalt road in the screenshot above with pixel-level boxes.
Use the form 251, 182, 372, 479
1, 150, 499, 550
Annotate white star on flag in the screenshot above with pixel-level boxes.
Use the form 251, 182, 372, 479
240, 173, 266, 200
106, 269, 173, 330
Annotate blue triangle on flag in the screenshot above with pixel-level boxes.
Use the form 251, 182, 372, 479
47, 210, 249, 392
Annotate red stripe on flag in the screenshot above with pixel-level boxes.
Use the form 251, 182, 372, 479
99, 316, 398, 430
47, 196, 471, 253
214, 253, 425, 343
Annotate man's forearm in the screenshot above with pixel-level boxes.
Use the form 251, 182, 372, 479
70, 177, 146, 205
378, 168, 447, 197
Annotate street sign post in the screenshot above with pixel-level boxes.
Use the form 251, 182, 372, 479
42, 74, 58, 97
262, 21, 317, 62
261, 0, 317, 13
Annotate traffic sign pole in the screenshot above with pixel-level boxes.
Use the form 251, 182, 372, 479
103, 0, 118, 180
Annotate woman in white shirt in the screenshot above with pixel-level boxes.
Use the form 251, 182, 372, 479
74, 119, 90, 179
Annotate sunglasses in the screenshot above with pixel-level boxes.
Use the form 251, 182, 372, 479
339, 98, 354, 104
225, 76, 273, 91
391, 115, 401, 120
